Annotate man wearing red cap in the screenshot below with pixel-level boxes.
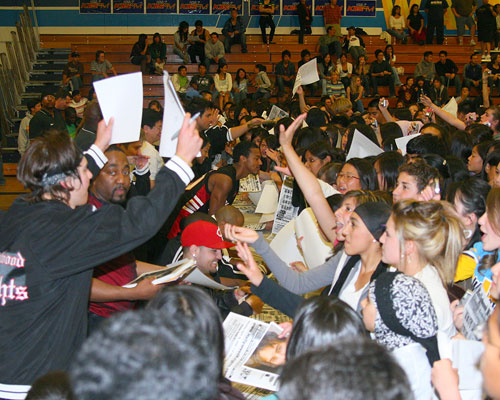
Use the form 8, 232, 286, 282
180, 220, 259, 316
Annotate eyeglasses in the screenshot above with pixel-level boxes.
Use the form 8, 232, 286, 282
338, 173, 360, 181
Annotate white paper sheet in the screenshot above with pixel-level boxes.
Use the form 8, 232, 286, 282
185, 267, 237, 290
442, 97, 458, 117
159, 71, 186, 158
294, 208, 333, 269
318, 178, 339, 197
395, 133, 420, 156
259, 213, 275, 223
239, 174, 262, 193
272, 176, 299, 234
292, 58, 319, 95
93, 72, 143, 145
255, 182, 279, 214
269, 219, 305, 266
346, 129, 383, 160
267, 105, 289, 121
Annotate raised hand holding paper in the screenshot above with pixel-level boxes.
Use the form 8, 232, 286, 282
395, 133, 420, 156
159, 71, 186, 158
292, 58, 319, 96
93, 72, 143, 145
346, 129, 383, 160
442, 97, 458, 117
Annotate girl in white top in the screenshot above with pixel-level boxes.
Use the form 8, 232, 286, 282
214, 62, 232, 110
336, 53, 353, 89
379, 200, 464, 338
387, 5, 408, 44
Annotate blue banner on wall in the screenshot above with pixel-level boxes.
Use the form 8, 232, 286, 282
79, 0, 111, 13
345, 0, 375, 16
250, 0, 280, 15
179, 0, 210, 13
282, 0, 312, 15
113, 0, 144, 13
314, 0, 345, 16
146, 0, 177, 13
212, 0, 242, 14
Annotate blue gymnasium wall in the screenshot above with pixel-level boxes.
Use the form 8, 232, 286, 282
0, 0, 388, 30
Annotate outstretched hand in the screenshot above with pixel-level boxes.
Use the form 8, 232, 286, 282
235, 241, 264, 287
224, 224, 259, 244
175, 113, 202, 166
94, 117, 114, 153
278, 113, 307, 148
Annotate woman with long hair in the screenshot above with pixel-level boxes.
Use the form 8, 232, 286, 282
173, 21, 190, 64
232, 68, 248, 104
387, 5, 408, 44
407, 4, 426, 45
130, 33, 150, 74
148, 32, 167, 75
214, 62, 232, 110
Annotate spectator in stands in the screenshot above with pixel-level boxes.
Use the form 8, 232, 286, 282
298, 50, 318, 95
259, 0, 276, 44
91, 50, 117, 82
172, 65, 192, 99
297, 0, 312, 44
384, 44, 402, 87
336, 53, 352, 90
190, 63, 215, 95
148, 99, 163, 113
140, 109, 163, 186
369, 49, 395, 97
347, 75, 365, 112
214, 63, 232, 110
451, 0, 476, 46
343, 26, 366, 63
65, 108, 79, 139
188, 20, 210, 64
18, 99, 40, 155
319, 53, 335, 95
407, 4, 426, 45
487, 54, 500, 95
74, 101, 102, 151
204, 32, 226, 69
477, 0, 496, 62
253, 64, 272, 100
414, 51, 436, 88
129, 33, 149, 74
463, 53, 483, 89
275, 50, 296, 94
355, 55, 370, 95
174, 21, 190, 64
424, 0, 448, 44
435, 50, 461, 94
428, 77, 450, 106
222, 8, 248, 54
62, 52, 83, 91
323, 0, 342, 38
317, 25, 342, 59
148, 33, 167, 75
69, 90, 88, 119
387, 5, 408, 44
71, 310, 219, 400
29, 90, 67, 139
326, 70, 346, 98
233, 68, 248, 104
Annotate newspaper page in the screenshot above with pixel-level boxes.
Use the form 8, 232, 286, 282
267, 105, 289, 121
123, 259, 195, 288
462, 287, 496, 340
272, 176, 299, 235
223, 313, 285, 392
240, 175, 262, 193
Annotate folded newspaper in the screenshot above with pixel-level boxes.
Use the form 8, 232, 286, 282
223, 313, 285, 392
123, 259, 196, 288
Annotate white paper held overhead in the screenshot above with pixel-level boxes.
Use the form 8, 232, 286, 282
395, 133, 420, 156
93, 72, 143, 145
346, 129, 383, 160
292, 58, 319, 96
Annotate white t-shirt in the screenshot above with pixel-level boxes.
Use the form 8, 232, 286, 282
389, 15, 406, 30
414, 265, 456, 338
141, 141, 164, 181
392, 344, 433, 400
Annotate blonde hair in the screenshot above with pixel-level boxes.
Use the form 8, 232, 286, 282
479, 188, 500, 274
331, 97, 353, 116
349, 74, 362, 95
392, 200, 465, 284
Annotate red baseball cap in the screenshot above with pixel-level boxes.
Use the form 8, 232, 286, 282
181, 221, 234, 249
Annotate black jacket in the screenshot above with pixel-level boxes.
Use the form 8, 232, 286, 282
0, 153, 192, 385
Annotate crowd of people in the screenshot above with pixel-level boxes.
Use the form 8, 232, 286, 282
6, 3, 500, 399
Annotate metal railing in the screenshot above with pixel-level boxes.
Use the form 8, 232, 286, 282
0, 2, 40, 140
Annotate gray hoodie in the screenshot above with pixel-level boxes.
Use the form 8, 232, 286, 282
414, 57, 436, 81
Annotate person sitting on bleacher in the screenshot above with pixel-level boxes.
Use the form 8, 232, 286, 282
130, 34, 150, 74
188, 20, 210, 64
342, 26, 367, 63
174, 21, 191, 64
148, 33, 167, 75
190, 63, 215, 96
172, 65, 193, 99
369, 49, 395, 97
62, 52, 83, 91
428, 77, 450, 106
29, 89, 68, 140
18, 99, 40, 156
253, 64, 273, 100
435, 50, 461, 94
275, 50, 296, 94
69, 90, 88, 119
204, 32, 226, 69
91, 50, 117, 82
317, 25, 342, 60
463, 53, 483, 90
414, 51, 436, 89
222, 8, 248, 54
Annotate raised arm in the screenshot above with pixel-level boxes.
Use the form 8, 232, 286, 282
277, 114, 337, 244
421, 94, 466, 130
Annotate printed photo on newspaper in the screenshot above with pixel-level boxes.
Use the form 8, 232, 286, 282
223, 313, 286, 391
123, 259, 196, 288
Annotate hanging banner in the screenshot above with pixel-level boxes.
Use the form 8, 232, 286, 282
283, 0, 312, 15
251, 0, 281, 15
212, 0, 243, 13
113, 0, 144, 13
146, 0, 177, 13
314, 0, 344, 15
345, 0, 375, 15
79, 0, 111, 13
179, 0, 210, 13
